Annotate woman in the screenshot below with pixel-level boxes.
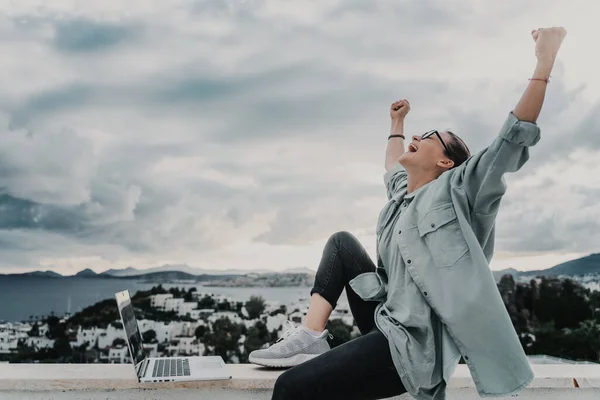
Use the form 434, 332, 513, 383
250, 27, 567, 400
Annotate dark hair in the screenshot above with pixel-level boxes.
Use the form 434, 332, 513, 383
444, 131, 470, 169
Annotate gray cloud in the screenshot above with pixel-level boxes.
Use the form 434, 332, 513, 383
53, 18, 135, 53
9, 85, 93, 128
0, 0, 597, 272
0, 194, 86, 233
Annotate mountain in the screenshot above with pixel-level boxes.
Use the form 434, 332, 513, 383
6, 270, 64, 278
492, 253, 600, 282
519, 253, 600, 278
492, 268, 520, 281
99, 264, 302, 277
281, 267, 316, 275
74, 268, 98, 277
100, 267, 140, 277
121, 271, 238, 283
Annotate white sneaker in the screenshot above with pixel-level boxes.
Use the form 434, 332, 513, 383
249, 321, 331, 368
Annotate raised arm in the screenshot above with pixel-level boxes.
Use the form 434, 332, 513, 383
451, 27, 567, 215
513, 27, 568, 123
384, 100, 410, 199
385, 99, 410, 171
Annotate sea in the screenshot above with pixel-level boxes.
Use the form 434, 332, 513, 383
0, 276, 319, 323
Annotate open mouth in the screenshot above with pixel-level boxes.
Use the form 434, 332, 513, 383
408, 143, 419, 153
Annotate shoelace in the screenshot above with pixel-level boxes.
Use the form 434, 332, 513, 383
276, 320, 300, 343
275, 320, 334, 343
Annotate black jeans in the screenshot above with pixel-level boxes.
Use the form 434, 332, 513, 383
272, 231, 407, 400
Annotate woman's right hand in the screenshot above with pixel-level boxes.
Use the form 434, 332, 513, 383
390, 99, 410, 121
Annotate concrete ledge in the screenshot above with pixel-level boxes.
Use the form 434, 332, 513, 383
0, 364, 599, 392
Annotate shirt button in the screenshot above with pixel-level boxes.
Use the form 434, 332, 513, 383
464, 356, 469, 361
430, 223, 435, 228
424, 291, 428, 296
398, 230, 402, 234
407, 260, 412, 264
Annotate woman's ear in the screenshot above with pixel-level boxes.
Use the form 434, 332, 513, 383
437, 159, 454, 170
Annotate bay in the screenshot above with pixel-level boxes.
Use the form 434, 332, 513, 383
0, 276, 314, 322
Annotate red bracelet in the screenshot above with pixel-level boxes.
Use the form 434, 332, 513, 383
529, 77, 550, 83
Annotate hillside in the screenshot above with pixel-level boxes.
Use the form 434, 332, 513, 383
519, 253, 600, 278
492, 253, 600, 282
74, 268, 98, 277
492, 268, 520, 281
14, 270, 63, 278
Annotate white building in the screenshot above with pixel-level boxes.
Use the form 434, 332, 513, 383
288, 310, 305, 325
150, 294, 174, 310
25, 336, 54, 350
330, 303, 355, 326
73, 327, 104, 347
0, 338, 18, 354
108, 346, 130, 364
168, 336, 204, 356
143, 343, 159, 358
177, 302, 197, 317
97, 324, 127, 349
265, 314, 287, 332
164, 298, 185, 312
0, 322, 36, 354
208, 312, 243, 324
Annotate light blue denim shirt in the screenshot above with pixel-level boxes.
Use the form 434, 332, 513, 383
350, 111, 539, 398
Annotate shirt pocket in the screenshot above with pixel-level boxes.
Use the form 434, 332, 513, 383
417, 203, 469, 268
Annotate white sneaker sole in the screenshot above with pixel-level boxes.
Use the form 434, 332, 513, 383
249, 352, 323, 368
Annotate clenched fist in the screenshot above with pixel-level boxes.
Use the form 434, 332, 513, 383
532, 27, 567, 63
390, 99, 410, 121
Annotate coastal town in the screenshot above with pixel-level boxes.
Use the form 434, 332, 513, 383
0, 286, 355, 364
1, 268, 600, 365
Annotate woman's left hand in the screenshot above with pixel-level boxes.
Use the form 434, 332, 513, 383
532, 27, 567, 64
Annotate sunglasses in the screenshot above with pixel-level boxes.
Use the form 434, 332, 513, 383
421, 130, 451, 156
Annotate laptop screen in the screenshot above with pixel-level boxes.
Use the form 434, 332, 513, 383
115, 290, 147, 366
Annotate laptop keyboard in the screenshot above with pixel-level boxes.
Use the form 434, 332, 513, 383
152, 358, 191, 377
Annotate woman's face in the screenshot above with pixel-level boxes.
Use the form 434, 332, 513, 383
398, 131, 455, 172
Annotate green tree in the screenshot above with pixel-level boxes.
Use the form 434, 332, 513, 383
239, 321, 272, 362
217, 300, 232, 311
567, 320, 600, 361
184, 288, 197, 302
53, 336, 73, 360
28, 323, 40, 337
243, 327, 264, 358
532, 277, 592, 329
198, 295, 216, 310
590, 291, 600, 322
326, 319, 352, 348
195, 325, 208, 339
151, 285, 167, 295
269, 305, 287, 317
142, 329, 157, 343
245, 296, 266, 319
202, 317, 243, 362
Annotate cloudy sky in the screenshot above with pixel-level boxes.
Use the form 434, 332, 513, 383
0, 0, 598, 276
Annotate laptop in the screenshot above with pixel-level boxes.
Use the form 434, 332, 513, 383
115, 290, 232, 382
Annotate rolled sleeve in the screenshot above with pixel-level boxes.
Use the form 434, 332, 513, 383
451, 112, 541, 215
498, 112, 541, 147
384, 163, 408, 200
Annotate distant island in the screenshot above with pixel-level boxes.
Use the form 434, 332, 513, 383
0, 264, 316, 288
2, 253, 600, 289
